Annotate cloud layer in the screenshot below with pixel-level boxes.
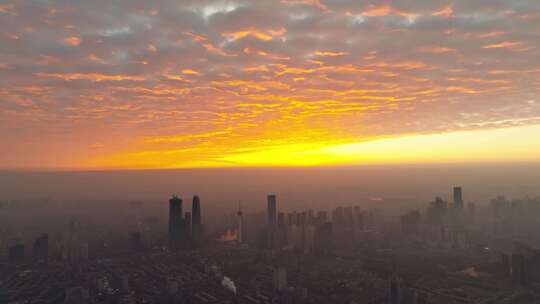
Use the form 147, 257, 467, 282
1, 0, 539, 168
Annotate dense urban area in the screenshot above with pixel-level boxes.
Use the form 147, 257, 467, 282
1, 187, 540, 304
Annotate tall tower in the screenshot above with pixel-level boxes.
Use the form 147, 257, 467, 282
387, 274, 402, 304
185, 212, 192, 236
169, 195, 183, 243
273, 267, 288, 291
267, 194, 277, 228
453, 186, 463, 209
237, 202, 243, 243
33, 233, 49, 264
192, 195, 202, 238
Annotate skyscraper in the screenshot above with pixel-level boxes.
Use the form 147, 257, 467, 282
267, 194, 277, 228
192, 195, 202, 238
9, 244, 25, 263
453, 186, 463, 209
273, 267, 288, 291
512, 253, 527, 285
387, 275, 402, 304
185, 212, 192, 236
169, 195, 183, 243
237, 202, 243, 243
33, 233, 49, 264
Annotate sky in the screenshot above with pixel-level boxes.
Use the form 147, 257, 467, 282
1, 0, 540, 169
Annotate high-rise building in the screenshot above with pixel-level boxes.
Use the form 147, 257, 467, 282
267, 194, 277, 228
317, 211, 327, 223
33, 233, 49, 264
453, 186, 463, 209
344, 206, 353, 226
237, 202, 243, 243
278, 212, 285, 228
130, 231, 142, 250
9, 244, 25, 263
192, 195, 202, 238
273, 267, 288, 291
169, 195, 184, 243
402, 287, 418, 304
316, 222, 333, 254
332, 206, 344, 225
401, 211, 421, 235
501, 253, 511, 277
288, 212, 295, 226
427, 197, 447, 225
387, 275, 402, 304
185, 212, 192, 236
512, 253, 527, 285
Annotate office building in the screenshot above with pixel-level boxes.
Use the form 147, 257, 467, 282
192, 195, 202, 238
169, 195, 184, 243
33, 233, 48, 264
501, 253, 511, 277
185, 212, 192, 235
273, 267, 288, 291
237, 203, 243, 243
512, 253, 527, 285
401, 211, 421, 235
454, 186, 463, 209
9, 244, 25, 263
268, 194, 277, 228
387, 275, 402, 304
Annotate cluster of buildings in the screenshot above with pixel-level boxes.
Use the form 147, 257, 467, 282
6, 220, 90, 266
168, 195, 203, 248
3, 187, 540, 303
398, 187, 475, 249
260, 194, 375, 255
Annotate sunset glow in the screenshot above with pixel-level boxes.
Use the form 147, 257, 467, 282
1, 1, 539, 169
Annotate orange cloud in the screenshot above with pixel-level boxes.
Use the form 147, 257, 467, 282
313, 51, 349, 57
419, 46, 458, 54
432, 5, 453, 17
62, 36, 81, 46
361, 5, 417, 18
0, 4, 16, 15
35, 73, 144, 82
478, 32, 506, 38
203, 43, 235, 56
223, 27, 287, 42
87, 54, 107, 64
257, 51, 291, 60
147, 44, 157, 52
483, 41, 524, 50
280, 0, 328, 11
184, 31, 207, 42
182, 69, 201, 76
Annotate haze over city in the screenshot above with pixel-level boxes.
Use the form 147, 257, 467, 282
2, 1, 540, 304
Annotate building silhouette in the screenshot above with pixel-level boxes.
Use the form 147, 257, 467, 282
387, 275, 402, 304
512, 253, 527, 285
169, 195, 184, 244
273, 267, 287, 291
454, 186, 463, 209
192, 195, 202, 239
401, 211, 421, 235
237, 202, 244, 243
33, 233, 48, 264
267, 194, 277, 249
9, 244, 25, 263
267, 194, 277, 228
185, 212, 192, 236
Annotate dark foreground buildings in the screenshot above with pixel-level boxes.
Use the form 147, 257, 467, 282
168, 194, 204, 248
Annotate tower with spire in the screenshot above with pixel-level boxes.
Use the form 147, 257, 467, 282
237, 202, 243, 243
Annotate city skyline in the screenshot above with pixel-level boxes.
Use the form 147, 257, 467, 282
2, 0, 540, 169
3, 2, 540, 302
